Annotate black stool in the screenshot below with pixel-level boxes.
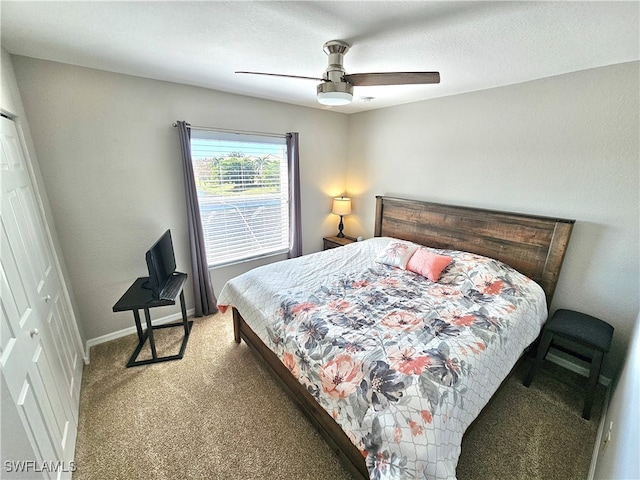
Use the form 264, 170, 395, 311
523, 309, 613, 420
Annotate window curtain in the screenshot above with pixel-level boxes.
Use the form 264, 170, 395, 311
287, 132, 302, 258
176, 120, 218, 316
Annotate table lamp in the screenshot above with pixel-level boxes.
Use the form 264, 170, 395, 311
331, 196, 351, 238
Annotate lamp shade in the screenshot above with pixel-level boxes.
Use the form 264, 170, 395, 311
332, 197, 352, 216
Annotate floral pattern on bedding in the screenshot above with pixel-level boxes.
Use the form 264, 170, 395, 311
264, 250, 544, 480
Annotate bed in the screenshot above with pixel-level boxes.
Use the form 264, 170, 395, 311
217, 196, 574, 480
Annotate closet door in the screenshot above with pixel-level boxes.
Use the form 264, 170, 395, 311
1, 115, 83, 479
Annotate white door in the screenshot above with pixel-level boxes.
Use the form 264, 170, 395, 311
1, 114, 83, 479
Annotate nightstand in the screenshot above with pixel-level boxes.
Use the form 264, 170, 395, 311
323, 236, 357, 250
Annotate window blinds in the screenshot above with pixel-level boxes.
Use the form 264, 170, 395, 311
190, 129, 289, 266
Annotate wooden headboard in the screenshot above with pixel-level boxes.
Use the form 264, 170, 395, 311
374, 196, 574, 306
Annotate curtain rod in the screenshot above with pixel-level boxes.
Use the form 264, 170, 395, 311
172, 122, 286, 139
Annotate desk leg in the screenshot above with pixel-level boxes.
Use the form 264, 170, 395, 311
179, 290, 190, 336
133, 309, 144, 342
143, 308, 157, 359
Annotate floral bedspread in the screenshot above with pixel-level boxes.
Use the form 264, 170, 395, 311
217, 238, 546, 480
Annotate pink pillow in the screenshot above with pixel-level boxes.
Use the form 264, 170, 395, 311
406, 248, 452, 282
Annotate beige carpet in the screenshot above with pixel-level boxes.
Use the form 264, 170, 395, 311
73, 311, 602, 480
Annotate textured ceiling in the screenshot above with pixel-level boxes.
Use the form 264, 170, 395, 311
1, 1, 638, 114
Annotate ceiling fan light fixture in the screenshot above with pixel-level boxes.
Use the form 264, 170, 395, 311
238, 39, 440, 107
318, 91, 352, 106
317, 81, 353, 106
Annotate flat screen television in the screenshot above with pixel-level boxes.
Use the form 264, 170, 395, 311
145, 229, 177, 300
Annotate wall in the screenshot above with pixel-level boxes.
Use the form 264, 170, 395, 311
10, 53, 639, 379
11, 56, 349, 341
346, 62, 639, 378
593, 312, 640, 479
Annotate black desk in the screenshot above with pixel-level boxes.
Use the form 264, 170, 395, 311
113, 273, 192, 367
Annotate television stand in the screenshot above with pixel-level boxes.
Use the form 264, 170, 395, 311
112, 273, 192, 367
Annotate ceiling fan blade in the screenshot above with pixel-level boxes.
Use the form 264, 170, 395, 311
344, 72, 440, 86
235, 71, 323, 81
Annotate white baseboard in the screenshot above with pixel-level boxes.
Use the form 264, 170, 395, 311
84, 308, 195, 364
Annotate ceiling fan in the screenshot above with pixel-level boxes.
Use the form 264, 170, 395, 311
236, 40, 440, 106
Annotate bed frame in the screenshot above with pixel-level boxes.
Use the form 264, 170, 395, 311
232, 196, 574, 479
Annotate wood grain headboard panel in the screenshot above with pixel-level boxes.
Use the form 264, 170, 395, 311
374, 196, 574, 306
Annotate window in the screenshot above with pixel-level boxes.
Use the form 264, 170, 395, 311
190, 129, 289, 267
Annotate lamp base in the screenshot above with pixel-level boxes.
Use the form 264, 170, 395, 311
336, 216, 345, 238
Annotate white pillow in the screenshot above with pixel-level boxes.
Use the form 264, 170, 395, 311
376, 240, 418, 270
